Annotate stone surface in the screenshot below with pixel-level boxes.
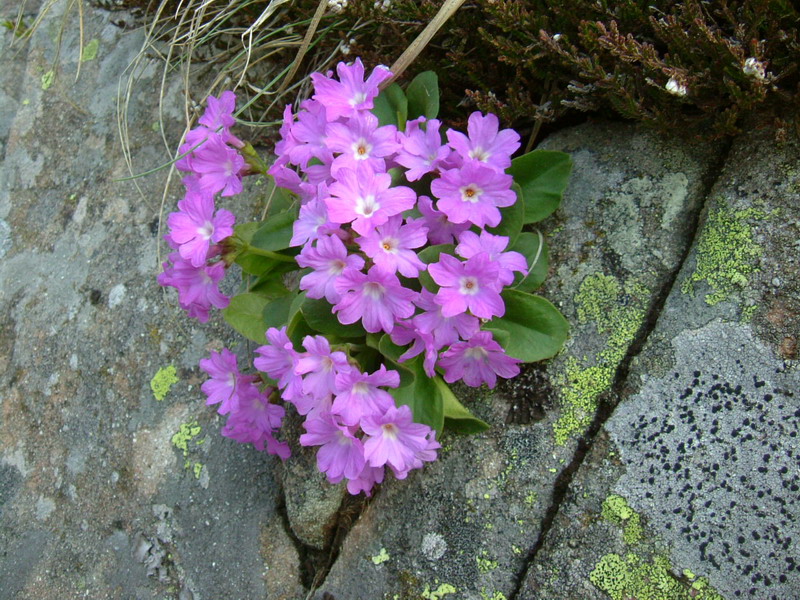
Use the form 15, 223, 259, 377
312, 123, 724, 599
521, 126, 800, 598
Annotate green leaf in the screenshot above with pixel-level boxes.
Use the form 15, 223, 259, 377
233, 221, 260, 244
262, 175, 297, 216
390, 359, 444, 433
301, 297, 366, 338
437, 377, 490, 434
372, 83, 408, 129
262, 293, 296, 330
508, 150, 572, 224
511, 231, 549, 291
250, 208, 297, 251
484, 289, 569, 362
486, 182, 524, 245
286, 310, 314, 347
222, 293, 269, 343
417, 244, 454, 291
81, 39, 99, 62
406, 71, 439, 120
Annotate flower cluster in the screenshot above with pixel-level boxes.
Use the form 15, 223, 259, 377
256, 327, 438, 495
272, 57, 524, 388
157, 91, 245, 322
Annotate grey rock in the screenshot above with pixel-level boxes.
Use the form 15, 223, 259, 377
521, 125, 800, 598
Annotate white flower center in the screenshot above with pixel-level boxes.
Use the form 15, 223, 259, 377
199, 220, 215, 240
381, 423, 398, 440
469, 147, 490, 162
328, 259, 347, 275
351, 137, 373, 160
380, 237, 398, 254
355, 195, 380, 218
353, 381, 370, 395
350, 91, 367, 107
459, 276, 480, 295
465, 346, 489, 361
363, 281, 385, 299
459, 184, 483, 203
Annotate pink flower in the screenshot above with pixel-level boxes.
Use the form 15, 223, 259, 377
297, 234, 365, 304
331, 365, 399, 426
438, 331, 521, 388
412, 288, 480, 348
389, 321, 438, 377
253, 327, 303, 401
333, 266, 417, 334
291, 198, 337, 247
295, 335, 352, 404
326, 111, 399, 175
199, 91, 237, 133
456, 230, 527, 286
325, 164, 416, 235
431, 162, 515, 228
167, 188, 235, 267
157, 252, 229, 322
355, 216, 428, 277
417, 195, 469, 245
287, 99, 330, 168
345, 464, 385, 496
190, 133, 247, 197
310, 58, 392, 121
428, 253, 505, 319
446, 111, 520, 171
299, 412, 366, 482
396, 118, 451, 181
221, 386, 290, 460
199, 348, 259, 415
361, 404, 438, 477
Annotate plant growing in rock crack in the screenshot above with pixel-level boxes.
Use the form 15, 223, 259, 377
157, 59, 571, 495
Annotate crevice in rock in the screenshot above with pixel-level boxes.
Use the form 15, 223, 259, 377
506, 138, 734, 600
275, 479, 372, 596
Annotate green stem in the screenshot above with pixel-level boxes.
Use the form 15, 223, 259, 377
242, 244, 297, 263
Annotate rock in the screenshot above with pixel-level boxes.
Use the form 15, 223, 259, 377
520, 126, 800, 598
313, 122, 725, 599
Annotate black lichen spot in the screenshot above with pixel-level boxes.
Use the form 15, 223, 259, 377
89, 289, 102, 305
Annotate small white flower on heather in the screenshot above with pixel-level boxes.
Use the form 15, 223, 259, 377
374, 0, 391, 11
328, 0, 348, 14
553, 33, 563, 42
665, 77, 688, 97
743, 57, 766, 80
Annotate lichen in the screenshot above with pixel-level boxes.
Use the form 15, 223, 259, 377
371, 548, 390, 565
554, 274, 648, 444
681, 202, 768, 305
171, 421, 203, 472
476, 550, 498, 573
421, 582, 456, 599
590, 553, 724, 600
151, 365, 178, 401
480, 590, 507, 600
601, 495, 643, 545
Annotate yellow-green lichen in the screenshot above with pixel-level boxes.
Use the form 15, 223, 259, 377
681, 202, 768, 306
554, 274, 648, 444
81, 39, 99, 62
151, 365, 178, 401
421, 583, 456, 599
476, 550, 498, 573
590, 553, 724, 600
172, 421, 203, 474
601, 495, 643, 545
480, 590, 507, 600
371, 548, 390, 565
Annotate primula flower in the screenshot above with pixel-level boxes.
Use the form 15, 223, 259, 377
291, 197, 336, 247
158, 252, 229, 322
438, 331, 521, 388
310, 58, 392, 121
326, 111, 399, 175
287, 99, 330, 168
167, 188, 235, 267
389, 321, 438, 377
198, 91, 237, 134
456, 230, 527, 286
361, 404, 437, 477
355, 216, 428, 277
333, 266, 417, 334
331, 365, 399, 426
199, 348, 259, 415
295, 335, 352, 404
446, 111, 520, 171
297, 234, 365, 304
428, 252, 505, 319
417, 195, 469, 245
395, 118, 451, 181
345, 464, 385, 496
325, 164, 416, 235
299, 412, 366, 482
221, 386, 290, 460
412, 288, 480, 348
253, 327, 303, 401
431, 162, 515, 228
190, 133, 247, 197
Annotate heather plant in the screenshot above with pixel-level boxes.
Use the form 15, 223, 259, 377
158, 59, 571, 495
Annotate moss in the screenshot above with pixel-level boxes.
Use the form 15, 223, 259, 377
681, 202, 768, 305
554, 274, 648, 444
601, 495, 643, 545
590, 553, 724, 600
150, 365, 178, 401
